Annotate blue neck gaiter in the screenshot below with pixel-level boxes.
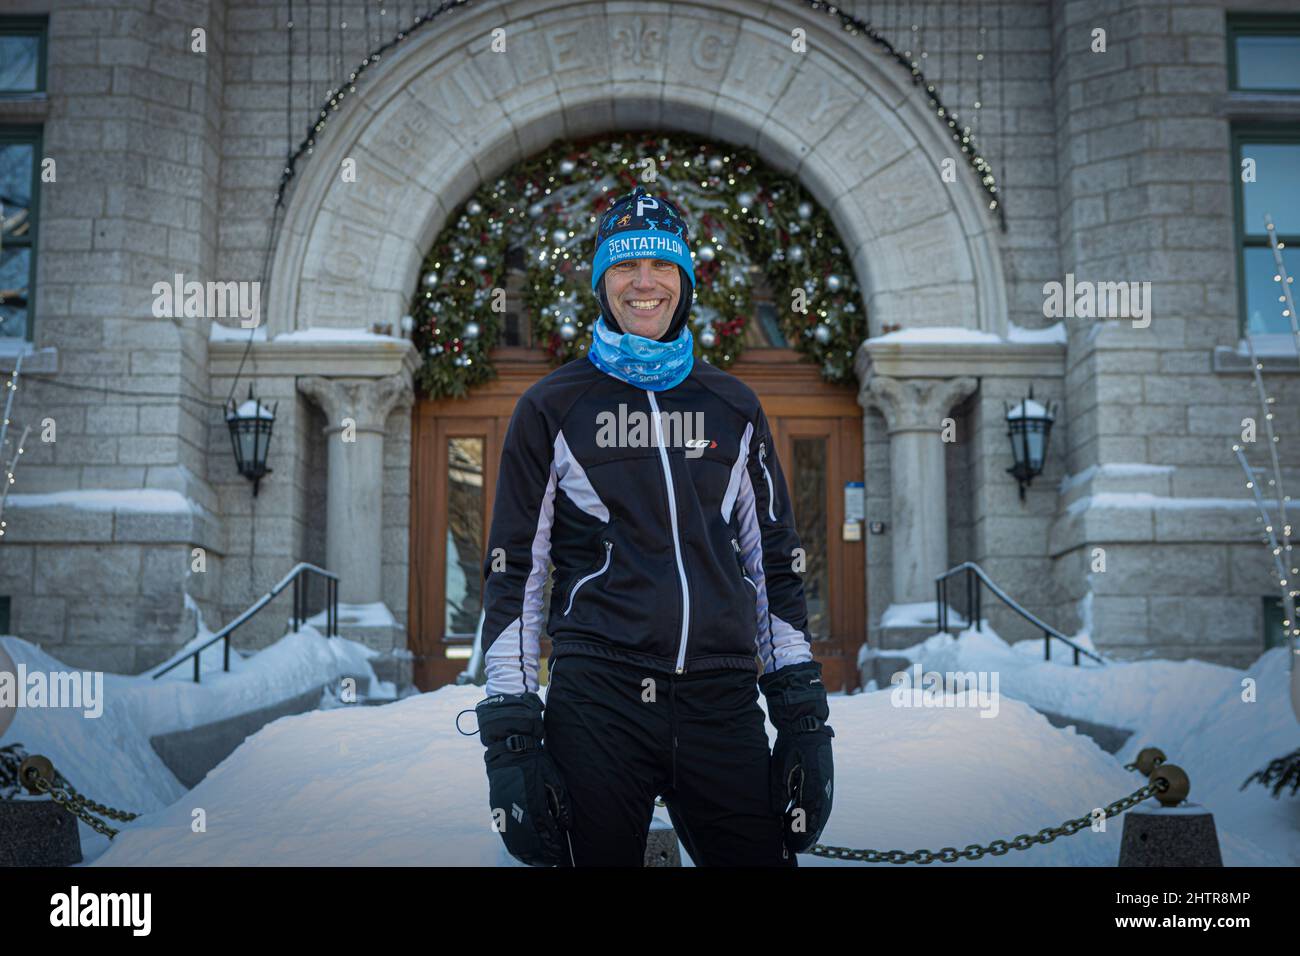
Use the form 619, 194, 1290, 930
588, 315, 694, 391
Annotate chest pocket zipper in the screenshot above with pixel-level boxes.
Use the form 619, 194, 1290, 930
731, 537, 758, 592
758, 441, 777, 522
563, 540, 613, 616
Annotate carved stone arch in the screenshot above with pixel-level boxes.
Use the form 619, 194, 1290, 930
266, 0, 1008, 343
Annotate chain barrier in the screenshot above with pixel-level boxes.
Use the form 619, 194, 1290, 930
807, 747, 1184, 864
16, 755, 141, 840
13, 744, 1185, 858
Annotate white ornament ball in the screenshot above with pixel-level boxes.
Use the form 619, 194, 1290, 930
737, 191, 755, 209
788, 245, 805, 263
528, 202, 544, 218
559, 320, 577, 341
698, 245, 716, 262
826, 274, 842, 293
463, 321, 481, 340
471, 254, 488, 270
814, 323, 832, 344
466, 200, 483, 215
558, 159, 576, 174
707, 157, 724, 173
422, 270, 439, 287
551, 228, 568, 245
700, 326, 717, 348
797, 201, 813, 220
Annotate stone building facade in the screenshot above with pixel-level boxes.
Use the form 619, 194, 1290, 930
2, 0, 1297, 684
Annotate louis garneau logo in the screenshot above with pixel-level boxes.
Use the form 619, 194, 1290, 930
50, 886, 151, 936
595, 403, 715, 459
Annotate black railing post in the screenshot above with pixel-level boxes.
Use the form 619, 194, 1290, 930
1044, 630, 1051, 661
975, 574, 982, 632
193, 652, 200, 683
965, 568, 973, 632
1074, 646, 1080, 666
292, 575, 300, 633
223, 633, 230, 673
331, 578, 338, 636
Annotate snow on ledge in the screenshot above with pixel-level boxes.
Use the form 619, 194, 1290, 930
881, 601, 968, 629
1066, 492, 1260, 516
866, 327, 1002, 345
306, 602, 399, 629
1059, 462, 1176, 494
209, 322, 267, 342
272, 327, 407, 345
865, 324, 1068, 347
5, 488, 206, 514
1007, 321, 1067, 344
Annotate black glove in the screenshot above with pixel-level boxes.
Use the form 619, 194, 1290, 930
760, 660, 835, 853
475, 691, 572, 866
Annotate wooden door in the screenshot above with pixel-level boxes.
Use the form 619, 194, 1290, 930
409, 348, 865, 692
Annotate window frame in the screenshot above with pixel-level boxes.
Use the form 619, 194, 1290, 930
1227, 14, 1300, 94
0, 124, 42, 345
1230, 124, 1300, 341
0, 16, 48, 98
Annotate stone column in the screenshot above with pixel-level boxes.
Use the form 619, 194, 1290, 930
862, 375, 977, 605
297, 374, 413, 604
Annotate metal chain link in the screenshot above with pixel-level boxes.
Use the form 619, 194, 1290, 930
807, 777, 1167, 863
20, 758, 140, 840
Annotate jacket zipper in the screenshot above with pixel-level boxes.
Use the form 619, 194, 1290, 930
646, 390, 691, 674
563, 540, 613, 616
758, 441, 777, 521
731, 537, 758, 592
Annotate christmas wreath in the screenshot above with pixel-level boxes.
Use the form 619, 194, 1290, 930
406, 132, 864, 399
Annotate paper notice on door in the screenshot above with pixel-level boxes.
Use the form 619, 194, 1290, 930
844, 481, 864, 522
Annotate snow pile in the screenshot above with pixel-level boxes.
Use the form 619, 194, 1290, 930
83, 626, 1299, 867
0, 625, 389, 863
8, 616, 1296, 867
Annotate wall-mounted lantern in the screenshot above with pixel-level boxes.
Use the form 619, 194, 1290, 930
1005, 386, 1055, 500
225, 384, 277, 496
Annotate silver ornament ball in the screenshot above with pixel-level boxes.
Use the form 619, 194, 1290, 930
551, 228, 568, 245
698, 245, 716, 262
707, 157, 724, 173
559, 320, 577, 341
558, 158, 576, 174
814, 323, 832, 344
797, 201, 813, 220
788, 245, 805, 263
422, 270, 439, 287
528, 202, 544, 218
466, 200, 483, 215
471, 254, 488, 270
463, 320, 481, 340
700, 326, 717, 348
826, 274, 842, 292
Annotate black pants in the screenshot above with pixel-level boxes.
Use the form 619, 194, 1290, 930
543, 652, 795, 867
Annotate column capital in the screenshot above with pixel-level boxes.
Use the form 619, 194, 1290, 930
859, 374, 978, 434
298, 373, 414, 435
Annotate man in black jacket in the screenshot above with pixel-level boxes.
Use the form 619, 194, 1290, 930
473, 186, 834, 866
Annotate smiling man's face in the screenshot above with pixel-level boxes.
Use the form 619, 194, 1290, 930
603, 257, 681, 340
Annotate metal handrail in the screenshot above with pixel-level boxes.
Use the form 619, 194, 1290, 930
152, 562, 340, 682
935, 561, 1106, 666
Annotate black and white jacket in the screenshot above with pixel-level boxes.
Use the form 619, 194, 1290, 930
480, 356, 814, 695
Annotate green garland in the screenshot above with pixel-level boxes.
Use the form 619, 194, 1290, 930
407, 132, 864, 399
